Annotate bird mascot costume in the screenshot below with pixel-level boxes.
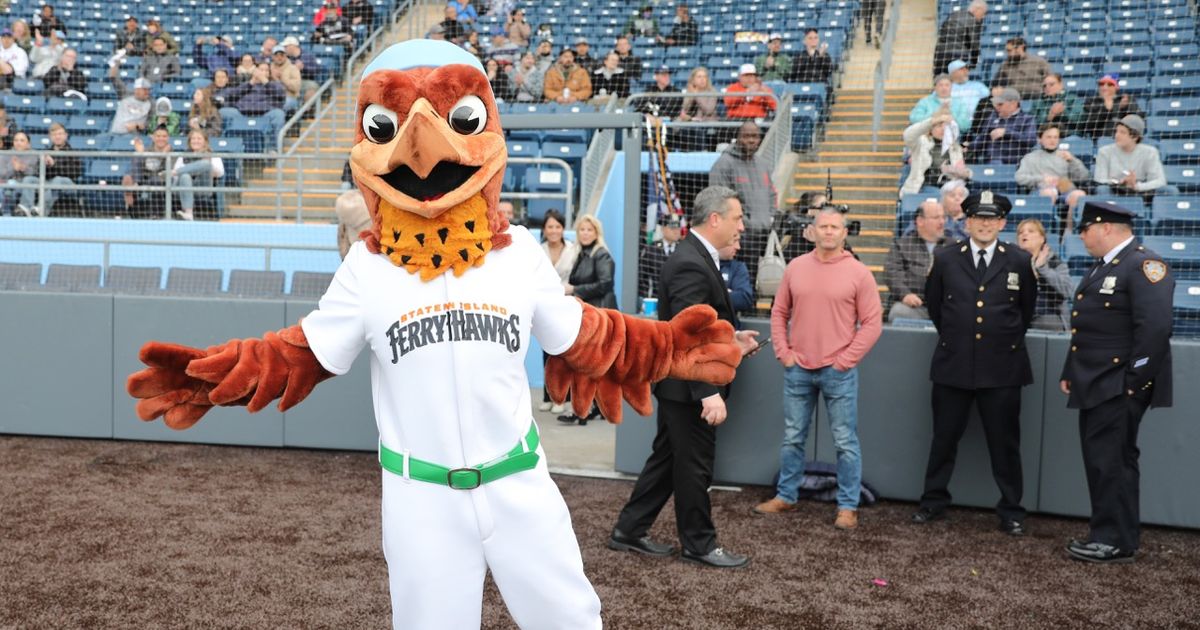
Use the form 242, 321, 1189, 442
126, 40, 743, 629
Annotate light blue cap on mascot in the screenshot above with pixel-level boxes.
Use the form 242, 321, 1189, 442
360, 40, 486, 83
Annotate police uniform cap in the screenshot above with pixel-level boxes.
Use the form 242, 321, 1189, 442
962, 190, 1012, 218
660, 214, 683, 229
1077, 200, 1136, 232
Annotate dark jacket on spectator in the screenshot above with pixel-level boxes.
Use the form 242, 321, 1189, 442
570, 243, 617, 309
591, 66, 630, 99
115, 28, 147, 56
288, 50, 321, 81
933, 10, 982, 75
615, 52, 640, 78
667, 19, 698, 47
193, 41, 238, 76
790, 49, 833, 84
224, 80, 286, 115
489, 71, 516, 102
47, 141, 83, 181
971, 109, 1038, 164
42, 65, 87, 98
638, 84, 681, 117
1079, 95, 1142, 140
344, 0, 376, 28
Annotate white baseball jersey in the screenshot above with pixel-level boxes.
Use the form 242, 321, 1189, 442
301, 225, 601, 629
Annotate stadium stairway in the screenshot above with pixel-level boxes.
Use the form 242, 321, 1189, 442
790, 0, 936, 296
227, 5, 444, 222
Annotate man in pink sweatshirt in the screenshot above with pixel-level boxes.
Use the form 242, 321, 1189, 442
755, 208, 883, 530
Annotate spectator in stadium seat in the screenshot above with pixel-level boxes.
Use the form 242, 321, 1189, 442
534, 23, 554, 45
210, 69, 235, 108
612, 36, 640, 78
910, 74, 973, 132
679, 66, 718, 123
172, 129, 226, 220
1093, 114, 1177, 198
1016, 123, 1088, 218
29, 29, 66, 78
940, 179, 969, 241
31, 4, 66, 38
144, 19, 179, 55
572, 38, 596, 73
234, 54, 258, 85
543, 47, 591, 104
969, 87, 1036, 165
140, 36, 181, 83
638, 213, 683, 299
755, 34, 792, 82
991, 37, 1049, 101
0, 104, 15, 150
662, 4, 698, 47
624, 4, 658, 39
187, 87, 223, 137
1029, 73, 1083, 137
256, 37, 278, 65
224, 63, 288, 142
41, 48, 86, 99
710, 120, 778, 285
509, 51, 545, 102
460, 30, 482, 56
719, 240, 754, 315
933, 0, 986, 77
506, 8, 531, 48
282, 37, 320, 101
1016, 218, 1071, 331
269, 45, 302, 112
485, 34, 523, 65
1, 131, 36, 216
533, 38, 554, 71
9, 20, 34, 54
344, 0, 376, 37
109, 69, 153, 134
438, 6, 467, 44
313, 3, 355, 49
902, 111, 972, 195
448, 0, 478, 24
314, 0, 344, 27
149, 96, 181, 136
193, 35, 238, 77
115, 17, 146, 57
948, 59, 988, 113
637, 66, 681, 118
1080, 74, 1143, 140
122, 127, 181, 219
484, 58, 515, 102
724, 65, 777, 120
19, 122, 81, 216
885, 199, 947, 322
789, 29, 833, 85
590, 52, 629, 104
966, 80, 1004, 144
0, 28, 31, 91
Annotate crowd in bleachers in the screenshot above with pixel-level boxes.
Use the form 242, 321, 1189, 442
895, 0, 1200, 334
1, 0, 390, 218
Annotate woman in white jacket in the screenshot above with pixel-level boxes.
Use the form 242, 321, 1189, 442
901, 111, 972, 196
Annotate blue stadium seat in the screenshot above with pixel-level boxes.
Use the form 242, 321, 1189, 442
1102, 60, 1152, 78
1154, 43, 1199, 61
4, 94, 46, 114
971, 165, 1019, 194
12, 79, 43, 96
1158, 58, 1200, 77
1058, 136, 1095, 167
1008, 195, 1057, 227
1151, 197, 1200, 235
1153, 75, 1200, 97
523, 167, 570, 224
1158, 139, 1200, 165
45, 97, 87, 116
20, 114, 55, 134
86, 99, 120, 117
1142, 236, 1200, 279
1164, 165, 1200, 193
1148, 115, 1200, 139
1150, 96, 1200, 117
66, 114, 111, 136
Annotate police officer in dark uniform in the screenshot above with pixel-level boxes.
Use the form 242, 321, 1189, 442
1061, 201, 1174, 564
912, 191, 1038, 535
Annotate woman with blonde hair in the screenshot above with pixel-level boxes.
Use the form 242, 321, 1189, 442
187, 86, 223, 136
1016, 218, 1071, 331
10, 19, 34, 52
171, 129, 226, 220
559, 213, 615, 425
678, 66, 719, 150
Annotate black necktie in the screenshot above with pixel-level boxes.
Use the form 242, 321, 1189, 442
976, 249, 988, 281
1090, 258, 1104, 277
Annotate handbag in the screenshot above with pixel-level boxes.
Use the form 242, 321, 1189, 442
755, 229, 787, 299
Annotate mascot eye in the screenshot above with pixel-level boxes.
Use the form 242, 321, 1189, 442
448, 95, 488, 135
362, 103, 399, 143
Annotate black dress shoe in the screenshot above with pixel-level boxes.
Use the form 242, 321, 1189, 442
911, 507, 945, 524
999, 519, 1026, 536
607, 529, 675, 557
1066, 541, 1136, 564
556, 413, 580, 424
680, 547, 750, 568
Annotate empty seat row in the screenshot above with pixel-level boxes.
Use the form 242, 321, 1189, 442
0, 264, 334, 299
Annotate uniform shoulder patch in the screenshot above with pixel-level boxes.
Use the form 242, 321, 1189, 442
1142, 260, 1167, 283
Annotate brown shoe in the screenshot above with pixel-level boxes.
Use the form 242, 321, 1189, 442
834, 509, 858, 530
753, 497, 797, 515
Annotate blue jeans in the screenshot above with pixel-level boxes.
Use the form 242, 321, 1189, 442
20, 175, 74, 213
777, 365, 862, 510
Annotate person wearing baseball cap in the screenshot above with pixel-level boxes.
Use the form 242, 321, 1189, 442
915, 190, 1037, 537
1062, 198, 1174, 565
636, 65, 681, 117
662, 4, 698, 47
753, 32, 790, 81
572, 36, 596, 72
108, 60, 154, 134
948, 58, 989, 111
970, 86, 1037, 164
1093, 114, 1178, 197
1080, 73, 1142, 139
724, 62, 776, 120
790, 28, 832, 84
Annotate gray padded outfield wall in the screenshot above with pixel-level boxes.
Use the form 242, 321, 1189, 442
0, 295, 1196, 529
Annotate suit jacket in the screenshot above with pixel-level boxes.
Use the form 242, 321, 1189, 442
1061, 240, 1174, 410
925, 240, 1038, 389
884, 234, 943, 302
654, 232, 736, 403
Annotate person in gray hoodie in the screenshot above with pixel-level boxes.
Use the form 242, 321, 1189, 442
109, 63, 152, 134
139, 36, 180, 83
1015, 123, 1089, 220
1093, 114, 1178, 199
709, 120, 778, 287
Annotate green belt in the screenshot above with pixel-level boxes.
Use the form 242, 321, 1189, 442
378, 423, 540, 490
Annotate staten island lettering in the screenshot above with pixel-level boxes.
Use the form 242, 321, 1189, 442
386, 302, 520, 362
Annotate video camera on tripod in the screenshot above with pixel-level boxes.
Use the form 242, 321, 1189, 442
778, 170, 862, 240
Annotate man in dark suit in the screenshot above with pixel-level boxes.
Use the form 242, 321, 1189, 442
610, 185, 758, 569
1061, 201, 1174, 564
912, 191, 1038, 535
636, 213, 683, 300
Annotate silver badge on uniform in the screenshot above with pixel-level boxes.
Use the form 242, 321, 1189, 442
1007, 272, 1020, 290
1099, 275, 1117, 294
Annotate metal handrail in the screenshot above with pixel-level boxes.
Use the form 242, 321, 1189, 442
625, 89, 783, 117
872, 0, 903, 150
344, 0, 417, 128
759, 92, 794, 168
279, 77, 336, 154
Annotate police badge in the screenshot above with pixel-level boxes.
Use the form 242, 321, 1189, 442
1142, 260, 1167, 283
1007, 272, 1020, 290
1099, 275, 1117, 294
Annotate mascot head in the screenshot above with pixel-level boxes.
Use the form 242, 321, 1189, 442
350, 40, 511, 280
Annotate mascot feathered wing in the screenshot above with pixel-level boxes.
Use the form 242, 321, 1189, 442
127, 41, 740, 427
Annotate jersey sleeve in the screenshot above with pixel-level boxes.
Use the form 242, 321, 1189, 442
300, 243, 369, 375
522, 229, 583, 355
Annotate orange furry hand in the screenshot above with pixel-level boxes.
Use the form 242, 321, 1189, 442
125, 324, 333, 430
545, 303, 742, 424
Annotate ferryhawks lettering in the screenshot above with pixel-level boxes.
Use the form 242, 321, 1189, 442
387, 303, 520, 362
